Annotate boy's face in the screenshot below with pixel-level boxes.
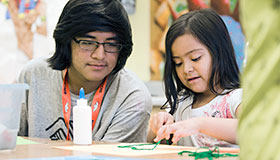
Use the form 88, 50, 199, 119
69, 31, 120, 83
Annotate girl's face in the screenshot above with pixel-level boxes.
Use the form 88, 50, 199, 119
172, 33, 212, 94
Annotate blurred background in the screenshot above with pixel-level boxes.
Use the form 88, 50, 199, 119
0, 0, 244, 84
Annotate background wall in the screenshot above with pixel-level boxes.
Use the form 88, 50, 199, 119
149, 0, 245, 80
0, 0, 68, 83
126, 0, 151, 81
0, 0, 151, 83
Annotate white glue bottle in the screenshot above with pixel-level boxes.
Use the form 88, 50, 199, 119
73, 88, 92, 145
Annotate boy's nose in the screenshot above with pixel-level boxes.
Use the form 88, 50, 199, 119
90, 45, 105, 60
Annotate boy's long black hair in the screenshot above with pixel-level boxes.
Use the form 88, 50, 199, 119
48, 0, 133, 74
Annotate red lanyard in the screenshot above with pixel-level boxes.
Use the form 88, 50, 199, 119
62, 70, 108, 140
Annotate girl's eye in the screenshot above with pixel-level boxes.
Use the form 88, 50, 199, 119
175, 62, 182, 67
192, 56, 201, 62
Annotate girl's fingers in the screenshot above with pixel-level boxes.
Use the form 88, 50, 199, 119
150, 112, 173, 134
155, 124, 177, 141
155, 125, 167, 141
171, 124, 199, 143
150, 114, 163, 133
172, 129, 186, 143
152, 114, 175, 142
163, 125, 176, 140
165, 116, 174, 125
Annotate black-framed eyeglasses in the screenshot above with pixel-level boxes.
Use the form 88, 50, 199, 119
73, 37, 122, 53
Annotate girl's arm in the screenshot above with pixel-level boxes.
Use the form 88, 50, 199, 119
154, 105, 240, 144
197, 116, 238, 144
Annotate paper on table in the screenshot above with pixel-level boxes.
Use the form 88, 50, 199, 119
16, 137, 39, 145
55, 143, 239, 156
16, 155, 162, 160
55, 143, 191, 156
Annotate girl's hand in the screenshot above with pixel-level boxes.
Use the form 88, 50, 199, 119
149, 112, 174, 137
154, 117, 238, 144
154, 117, 201, 143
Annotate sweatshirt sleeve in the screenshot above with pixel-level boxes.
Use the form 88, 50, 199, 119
101, 88, 153, 143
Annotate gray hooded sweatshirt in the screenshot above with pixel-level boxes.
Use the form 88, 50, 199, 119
18, 58, 152, 143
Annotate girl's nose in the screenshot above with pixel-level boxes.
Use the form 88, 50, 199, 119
184, 63, 194, 74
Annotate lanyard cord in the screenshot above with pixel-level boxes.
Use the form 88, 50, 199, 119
62, 70, 108, 140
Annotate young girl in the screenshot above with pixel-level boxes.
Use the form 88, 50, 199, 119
150, 8, 242, 147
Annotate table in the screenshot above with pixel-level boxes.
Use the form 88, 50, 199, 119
0, 137, 239, 159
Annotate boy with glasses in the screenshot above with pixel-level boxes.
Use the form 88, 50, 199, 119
18, 0, 152, 143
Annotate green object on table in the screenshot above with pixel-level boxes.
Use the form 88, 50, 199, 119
178, 147, 238, 160
118, 140, 161, 150
16, 137, 39, 145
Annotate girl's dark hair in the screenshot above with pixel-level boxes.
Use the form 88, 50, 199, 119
164, 8, 240, 115
48, 0, 133, 74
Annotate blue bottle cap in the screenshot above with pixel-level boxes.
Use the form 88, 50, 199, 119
79, 88, 85, 99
